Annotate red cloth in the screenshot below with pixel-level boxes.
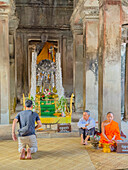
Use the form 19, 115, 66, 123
100, 120, 122, 144
121, 131, 126, 138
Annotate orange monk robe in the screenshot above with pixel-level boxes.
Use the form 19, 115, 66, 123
100, 120, 122, 144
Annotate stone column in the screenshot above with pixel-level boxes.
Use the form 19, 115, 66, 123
10, 58, 16, 114
62, 36, 73, 96
72, 26, 83, 116
28, 45, 37, 94
23, 33, 29, 96
0, 2, 10, 124
98, 0, 122, 129
31, 46, 37, 100
15, 32, 23, 101
9, 0, 19, 114
28, 46, 33, 92
83, 16, 99, 121
16, 32, 28, 101
124, 43, 128, 120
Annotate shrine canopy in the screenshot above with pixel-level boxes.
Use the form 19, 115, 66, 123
37, 42, 56, 64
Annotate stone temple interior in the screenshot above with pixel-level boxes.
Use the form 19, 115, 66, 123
0, 0, 128, 129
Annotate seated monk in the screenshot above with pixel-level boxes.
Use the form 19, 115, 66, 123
99, 112, 122, 151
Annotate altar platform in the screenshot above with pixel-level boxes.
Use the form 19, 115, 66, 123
39, 116, 71, 124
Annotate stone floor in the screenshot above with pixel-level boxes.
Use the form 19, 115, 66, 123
0, 137, 128, 170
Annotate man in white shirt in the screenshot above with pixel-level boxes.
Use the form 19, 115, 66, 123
78, 110, 95, 145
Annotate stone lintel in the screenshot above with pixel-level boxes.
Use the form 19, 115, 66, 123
16, 29, 72, 37
15, 3, 73, 8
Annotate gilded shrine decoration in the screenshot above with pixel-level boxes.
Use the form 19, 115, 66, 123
26, 41, 73, 125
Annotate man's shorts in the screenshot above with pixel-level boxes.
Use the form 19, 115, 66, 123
18, 134, 38, 153
79, 127, 95, 139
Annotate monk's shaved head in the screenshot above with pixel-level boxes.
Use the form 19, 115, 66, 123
107, 112, 114, 122
107, 112, 114, 116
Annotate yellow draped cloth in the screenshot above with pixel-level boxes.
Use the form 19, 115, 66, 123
37, 42, 56, 64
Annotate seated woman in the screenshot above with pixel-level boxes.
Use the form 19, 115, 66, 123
99, 112, 122, 151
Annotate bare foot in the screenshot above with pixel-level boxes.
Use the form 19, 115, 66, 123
27, 148, 32, 159
84, 141, 88, 145
81, 142, 85, 145
81, 140, 85, 145
20, 148, 25, 160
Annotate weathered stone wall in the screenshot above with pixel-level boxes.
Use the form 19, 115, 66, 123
15, 0, 73, 99
15, 0, 73, 29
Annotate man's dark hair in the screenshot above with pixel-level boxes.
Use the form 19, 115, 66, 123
25, 100, 33, 108
84, 110, 90, 115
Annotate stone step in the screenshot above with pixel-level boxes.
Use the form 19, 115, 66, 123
0, 123, 79, 140
37, 131, 79, 138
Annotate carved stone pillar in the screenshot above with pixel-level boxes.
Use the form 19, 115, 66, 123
16, 32, 28, 101
124, 43, 128, 120
70, 1, 85, 120
98, 0, 122, 129
9, 0, 19, 114
72, 25, 84, 116
30, 45, 37, 100
0, 2, 10, 124
28, 46, 33, 92
15, 32, 23, 101
81, 3, 99, 121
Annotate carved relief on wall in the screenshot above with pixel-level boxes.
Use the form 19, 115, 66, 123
89, 59, 98, 82
82, 7, 99, 18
